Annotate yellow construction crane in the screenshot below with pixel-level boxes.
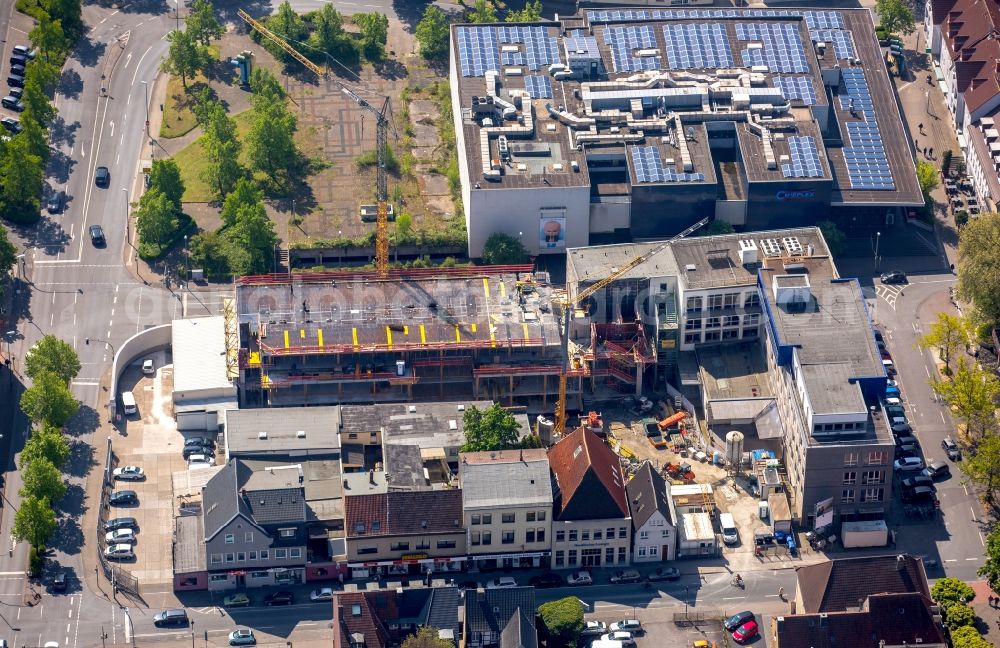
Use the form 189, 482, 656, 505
553, 217, 710, 437
237, 9, 395, 277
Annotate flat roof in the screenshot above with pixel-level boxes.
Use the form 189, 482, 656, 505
173, 514, 206, 574
172, 317, 234, 395
698, 343, 772, 401
680, 511, 715, 541
452, 9, 921, 205
225, 407, 341, 456
460, 449, 554, 509
800, 363, 866, 415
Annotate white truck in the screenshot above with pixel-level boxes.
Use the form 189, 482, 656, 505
841, 520, 889, 548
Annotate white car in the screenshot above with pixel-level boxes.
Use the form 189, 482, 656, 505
310, 587, 335, 602
566, 571, 593, 586
113, 465, 145, 481
106, 528, 136, 544
142, 359, 155, 375
600, 632, 635, 646
188, 454, 216, 468
581, 622, 607, 637
485, 577, 518, 589
894, 457, 925, 472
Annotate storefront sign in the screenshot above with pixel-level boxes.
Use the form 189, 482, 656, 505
776, 190, 816, 201
401, 553, 429, 561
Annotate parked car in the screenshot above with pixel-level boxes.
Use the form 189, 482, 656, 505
923, 460, 951, 480
183, 444, 215, 460
724, 611, 755, 632
1, 95, 23, 111
0, 116, 20, 133
104, 517, 138, 532
310, 587, 335, 602
609, 620, 642, 634
46, 190, 64, 214
891, 422, 912, 434
880, 270, 907, 284
223, 593, 250, 607
646, 567, 681, 582
529, 573, 564, 589
229, 629, 256, 646
600, 633, 635, 647
6, 74, 24, 88
732, 620, 759, 643
896, 443, 919, 459
902, 485, 938, 506
893, 457, 924, 472
485, 577, 518, 589
263, 591, 294, 606
566, 571, 593, 586
185, 436, 216, 449
188, 454, 216, 468
900, 475, 935, 491
103, 544, 134, 561
105, 528, 136, 544
153, 609, 188, 627
88, 224, 106, 246
9, 64, 25, 76
609, 570, 642, 584
142, 358, 155, 375
942, 436, 962, 460
581, 622, 607, 637
894, 435, 919, 448
113, 465, 145, 481
9, 54, 26, 67
52, 571, 68, 592
12, 45, 36, 59
108, 490, 137, 506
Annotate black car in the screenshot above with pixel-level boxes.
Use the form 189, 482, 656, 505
47, 191, 64, 214
528, 573, 564, 589
184, 436, 216, 449
104, 516, 138, 531
6, 74, 24, 88
896, 443, 919, 459
95, 166, 110, 187
108, 490, 137, 506
89, 224, 106, 246
52, 571, 68, 592
646, 567, 681, 581
1, 95, 23, 111
902, 485, 938, 504
182, 444, 214, 459
9, 64, 25, 77
901, 475, 934, 491
724, 611, 756, 632
1, 116, 20, 133
263, 591, 294, 606
9, 54, 26, 67
880, 270, 907, 284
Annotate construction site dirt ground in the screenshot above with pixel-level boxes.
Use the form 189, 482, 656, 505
601, 405, 784, 562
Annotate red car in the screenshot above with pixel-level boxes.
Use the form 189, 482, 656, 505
733, 620, 758, 643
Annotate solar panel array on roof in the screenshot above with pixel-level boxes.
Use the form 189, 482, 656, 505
774, 76, 818, 105
603, 25, 661, 72
736, 23, 809, 73
501, 51, 525, 66
524, 75, 553, 99
584, 8, 844, 27
662, 23, 733, 69
498, 25, 560, 71
782, 136, 824, 178
810, 29, 856, 59
565, 31, 600, 60
631, 146, 705, 182
839, 69, 895, 190
457, 26, 500, 77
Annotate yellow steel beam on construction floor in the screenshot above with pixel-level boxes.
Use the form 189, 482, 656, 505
317, 329, 324, 347
403, 325, 409, 336
300, 329, 305, 338
455, 326, 461, 343
471, 324, 477, 333
483, 277, 490, 299
352, 327, 359, 349
283, 330, 289, 349
420, 325, 427, 344
386, 326, 394, 349
522, 323, 530, 340
500, 282, 506, 299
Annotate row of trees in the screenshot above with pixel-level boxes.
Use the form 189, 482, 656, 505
416, 2, 543, 61
160, 0, 222, 90
14, 335, 79, 574
134, 158, 187, 258
930, 578, 989, 648
258, 1, 387, 65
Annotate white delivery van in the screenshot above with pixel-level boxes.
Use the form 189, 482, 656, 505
121, 391, 137, 415
719, 512, 739, 545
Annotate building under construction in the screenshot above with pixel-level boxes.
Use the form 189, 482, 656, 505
234, 266, 646, 412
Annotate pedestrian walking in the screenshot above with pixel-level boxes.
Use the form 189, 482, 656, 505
779, 586, 785, 600
919, 122, 924, 132
923, 147, 928, 157
929, 147, 934, 158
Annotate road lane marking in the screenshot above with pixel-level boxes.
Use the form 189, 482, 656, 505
944, 559, 957, 562
925, 365, 930, 377
966, 557, 979, 561
971, 506, 979, 522
940, 412, 946, 424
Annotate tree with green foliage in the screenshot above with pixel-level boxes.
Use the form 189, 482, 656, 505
221, 177, 264, 229
250, 68, 285, 102
246, 99, 299, 178
817, 220, 846, 256
394, 212, 413, 240
416, 6, 450, 60
957, 211, 1000, 327
0, 225, 16, 277
149, 159, 185, 213
481, 232, 528, 264
161, 28, 207, 90
29, 13, 68, 61
24, 335, 81, 384
876, 0, 916, 35
20, 457, 66, 504
17, 114, 50, 161
188, 230, 232, 278
931, 577, 976, 604
310, 4, 351, 58
460, 402, 523, 452
227, 202, 278, 275
21, 424, 70, 469
466, 0, 498, 23
401, 627, 454, 648
12, 495, 56, 548
916, 159, 939, 196
942, 600, 977, 629
197, 98, 243, 199
21, 63, 58, 126
353, 12, 388, 61
506, 0, 543, 22
537, 597, 585, 648
135, 188, 179, 250
19, 370, 79, 427
697, 220, 735, 236
918, 312, 968, 375
932, 358, 1000, 443
271, 0, 307, 43
951, 626, 993, 648
42, 0, 82, 40
1, 134, 44, 220
185, 0, 223, 46
961, 433, 1000, 503
979, 526, 1000, 593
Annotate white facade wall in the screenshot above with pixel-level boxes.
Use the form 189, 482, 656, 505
464, 505, 552, 563
467, 184, 591, 258
678, 285, 762, 351
552, 519, 632, 568
632, 511, 676, 562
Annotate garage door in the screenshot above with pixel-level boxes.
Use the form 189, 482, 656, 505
176, 410, 216, 431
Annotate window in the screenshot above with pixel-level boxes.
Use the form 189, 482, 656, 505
619, 527, 628, 539
705, 317, 721, 329
237, 552, 246, 562
391, 542, 410, 551
618, 547, 627, 563
742, 326, 759, 339
244, 532, 253, 543
860, 488, 884, 503
594, 529, 602, 540
581, 530, 590, 541
249, 551, 257, 561
704, 331, 721, 342
649, 545, 659, 556
555, 551, 565, 567
437, 541, 456, 549
275, 549, 287, 559
661, 529, 670, 538
357, 547, 377, 555
502, 513, 515, 524
841, 489, 854, 503
536, 528, 545, 542
568, 530, 578, 542
863, 470, 883, 485
259, 550, 268, 560
707, 294, 724, 310
724, 292, 740, 308
224, 534, 235, 544
279, 528, 296, 538
637, 546, 647, 557
722, 329, 739, 340
471, 532, 481, 546
684, 333, 700, 344
723, 315, 740, 327
537, 511, 546, 521
686, 296, 702, 313
606, 547, 614, 564
556, 530, 565, 542
482, 532, 492, 545
210, 574, 228, 583
639, 530, 649, 540
290, 548, 301, 558
471, 514, 481, 525
526, 511, 536, 522
482, 514, 492, 525
867, 451, 888, 466
526, 529, 536, 543
745, 293, 761, 308
226, 553, 235, 562
607, 527, 615, 538
251, 571, 269, 579
843, 471, 856, 485
685, 318, 702, 330
844, 452, 859, 467
416, 540, 430, 550
744, 313, 760, 326
568, 550, 578, 566
502, 532, 515, 544
210, 554, 222, 564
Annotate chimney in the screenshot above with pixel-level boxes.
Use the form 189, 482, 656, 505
241, 489, 248, 500
369, 469, 375, 485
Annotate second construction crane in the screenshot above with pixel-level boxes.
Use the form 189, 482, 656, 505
237, 9, 394, 276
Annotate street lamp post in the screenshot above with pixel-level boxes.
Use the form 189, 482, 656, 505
874, 231, 881, 271
122, 188, 132, 248
184, 235, 190, 279
140, 80, 150, 137
684, 585, 690, 619
175, 0, 180, 31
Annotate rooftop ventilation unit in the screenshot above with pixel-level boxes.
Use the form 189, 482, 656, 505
408, 405, 417, 413
783, 236, 804, 256
258, 431, 268, 440
296, 430, 306, 438
738, 239, 759, 265
759, 238, 783, 257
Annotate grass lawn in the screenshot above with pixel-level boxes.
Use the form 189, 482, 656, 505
160, 74, 209, 139
173, 110, 253, 202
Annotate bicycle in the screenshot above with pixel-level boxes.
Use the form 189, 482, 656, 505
730, 576, 744, 588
